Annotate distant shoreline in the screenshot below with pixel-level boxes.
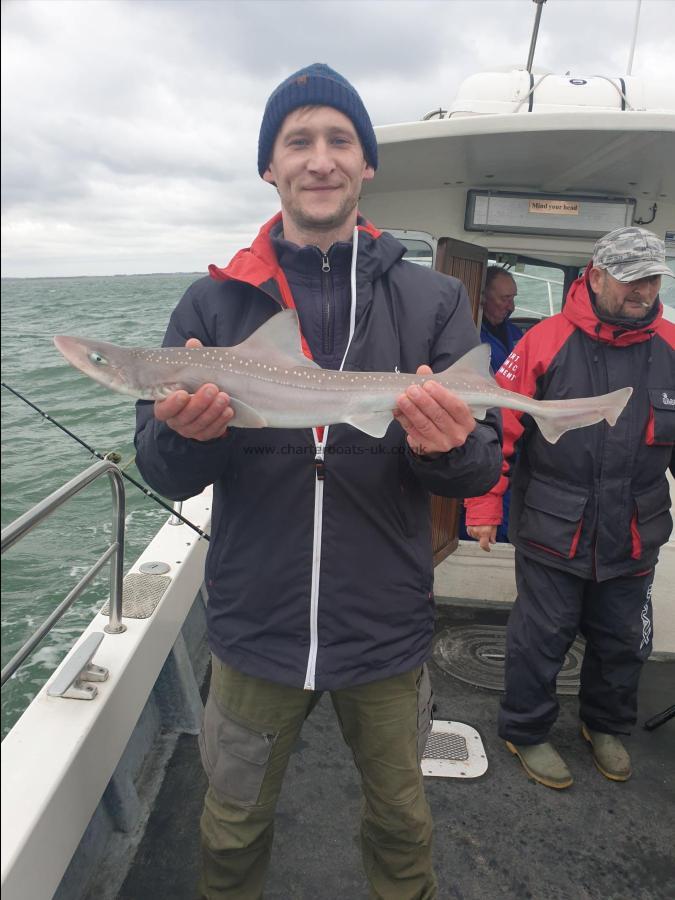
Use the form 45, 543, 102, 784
1, 272, 205, 281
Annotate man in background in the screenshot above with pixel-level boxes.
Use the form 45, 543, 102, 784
466, 226, 674, 790
478, 265, 523, 541
480, 265, 522, 373
460, 264, 522, 542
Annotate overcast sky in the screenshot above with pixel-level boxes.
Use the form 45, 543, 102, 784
2, 0, 674, 278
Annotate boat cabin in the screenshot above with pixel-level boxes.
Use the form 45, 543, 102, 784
361, 68, 675, 327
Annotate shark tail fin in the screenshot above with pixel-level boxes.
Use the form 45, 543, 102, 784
533, 386, 633, 444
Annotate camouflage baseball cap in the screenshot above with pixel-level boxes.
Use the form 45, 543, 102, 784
592, 226, 674, 282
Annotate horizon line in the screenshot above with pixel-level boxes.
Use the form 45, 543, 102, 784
1, 271, 205, 281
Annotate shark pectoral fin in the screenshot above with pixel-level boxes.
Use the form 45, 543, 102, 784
229, 398, 268, 428
471, 406, 488, 421
345, 412, 393, 438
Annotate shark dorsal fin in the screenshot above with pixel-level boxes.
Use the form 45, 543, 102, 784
231, 309, 319, 369
435, 343, 494, 422
445, 343, 493, 379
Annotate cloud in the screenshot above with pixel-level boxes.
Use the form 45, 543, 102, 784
2, 0, 674, 276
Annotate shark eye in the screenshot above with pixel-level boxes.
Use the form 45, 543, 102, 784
88, 350, 108, 366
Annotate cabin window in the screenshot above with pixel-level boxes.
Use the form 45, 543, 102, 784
500, 261, 565, 321
394, 235, 435, 268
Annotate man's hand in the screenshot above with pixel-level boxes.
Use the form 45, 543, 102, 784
466, 525, 498, 552
393, 365, 476, 456
153, 338, 233, 441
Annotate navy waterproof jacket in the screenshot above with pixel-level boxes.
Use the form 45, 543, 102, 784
480, 317, 523, 373
466, 266, 675, 581
135, 213, 502, 690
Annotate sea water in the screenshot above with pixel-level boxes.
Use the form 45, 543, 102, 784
1, 273, 200, 736
2, 267, 674, 737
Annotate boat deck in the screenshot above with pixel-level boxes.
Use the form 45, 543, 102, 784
118, 604, 675, 900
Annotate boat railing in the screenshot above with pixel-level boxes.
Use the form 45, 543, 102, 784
169, 500, 184, 525
0, 458, 127, 688
510, 269, 564, 318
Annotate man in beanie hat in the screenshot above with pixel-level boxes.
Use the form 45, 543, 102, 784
135, 63, 502, 898
466, 226, 674, 790
257, 62, 379, 178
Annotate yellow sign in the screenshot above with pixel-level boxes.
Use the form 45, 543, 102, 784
528, 199, 580, 216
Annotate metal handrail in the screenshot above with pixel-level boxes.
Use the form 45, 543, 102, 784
510, 270, 564, 318
514, 303, 553, 319
1, 459, 126, 687
509, 270, 563, 286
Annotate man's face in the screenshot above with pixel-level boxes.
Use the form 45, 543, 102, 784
483, 274, 517, 326
589, 267, 661, 319
262, 106, 375, 237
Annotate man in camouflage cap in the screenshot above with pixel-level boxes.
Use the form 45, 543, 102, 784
466, 225, 674, 790
589, 226, 673, 321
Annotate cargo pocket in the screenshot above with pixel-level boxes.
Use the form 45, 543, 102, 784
518, 478, 588, 559
646, 390, 675, 446
416, 664, 434, 763
198, 692, 277, 808
630, 481, 673, 560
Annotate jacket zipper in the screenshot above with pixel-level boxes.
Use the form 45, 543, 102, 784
304, 229, 359, 691
592, 340, 608, 580
321, 252, 332, 355
304, 252, 331, 690
304, 436, 325, 690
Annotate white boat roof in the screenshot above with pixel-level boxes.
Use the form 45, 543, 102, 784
365, 111, 675, 198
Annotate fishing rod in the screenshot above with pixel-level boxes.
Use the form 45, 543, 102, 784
1, 381, 210, 542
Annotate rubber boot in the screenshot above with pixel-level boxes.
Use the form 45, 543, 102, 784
581, 724, 632, 781
505, 741, 573, 789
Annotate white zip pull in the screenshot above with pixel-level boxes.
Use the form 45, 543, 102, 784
314, 442, 326, 481
321, 253, 330, 273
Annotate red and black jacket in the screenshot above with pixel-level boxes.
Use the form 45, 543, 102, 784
134, 214, 502, 690
466, 266, 675, 581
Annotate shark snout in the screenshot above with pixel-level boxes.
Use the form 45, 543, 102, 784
54, 335, 112, 381
54, 335, 84, 365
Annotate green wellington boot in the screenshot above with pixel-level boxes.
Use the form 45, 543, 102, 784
505, 741, 574, 789
581, 724, 632, 781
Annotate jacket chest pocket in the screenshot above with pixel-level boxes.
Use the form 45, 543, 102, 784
646, 389, 675, 446
518, 478, 588, 560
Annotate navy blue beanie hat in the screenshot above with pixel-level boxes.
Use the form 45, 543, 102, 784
257, 63, 378, 176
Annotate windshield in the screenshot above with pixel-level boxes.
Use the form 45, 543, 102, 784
494, 262, 565, 319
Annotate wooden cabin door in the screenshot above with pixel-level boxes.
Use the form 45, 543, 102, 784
430, 237, 488, 565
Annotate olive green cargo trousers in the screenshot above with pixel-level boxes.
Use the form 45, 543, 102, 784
198, 656, 437, 899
